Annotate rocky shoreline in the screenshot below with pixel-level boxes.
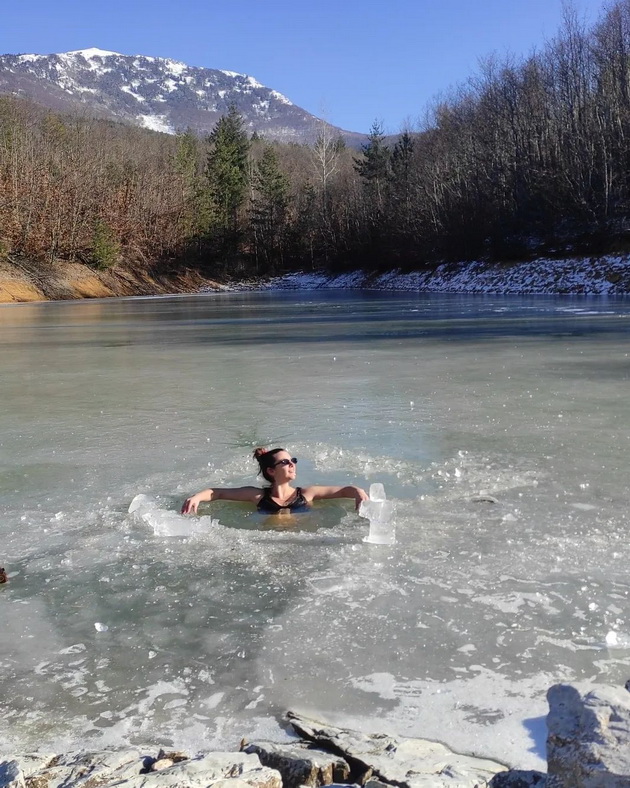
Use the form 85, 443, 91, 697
4, 685, 630, 788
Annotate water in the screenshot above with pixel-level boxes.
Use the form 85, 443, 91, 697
1, 291, 630, 769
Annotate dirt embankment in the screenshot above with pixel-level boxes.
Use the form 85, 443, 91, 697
0, 259, 222, 304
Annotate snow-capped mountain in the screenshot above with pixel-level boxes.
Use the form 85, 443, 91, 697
0, 48, 358, 143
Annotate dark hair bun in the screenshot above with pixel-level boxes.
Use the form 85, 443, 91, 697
253, 447, 267, 460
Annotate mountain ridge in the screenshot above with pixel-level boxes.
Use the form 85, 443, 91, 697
0, 47, 363, 143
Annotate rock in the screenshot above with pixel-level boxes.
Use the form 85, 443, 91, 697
489, 771, 546, 787
242, 741, 350, 788
287, 711, 508, 787
6, 751, 281, 788
123, 752, 282, 788
0, 567, 8, 584
148, 761, 173, 773
12, 750, 144, 788
547, 683, 630, 787
0, 761, 25, 788
209, 781, 271, 788
8, 755, 58, 780
155, 752, 187, 765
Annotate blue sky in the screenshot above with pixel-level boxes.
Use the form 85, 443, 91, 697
2, 0, 607, 134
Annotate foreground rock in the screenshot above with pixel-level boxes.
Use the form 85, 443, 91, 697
9, 684, 630, 788
241, 741, 350, 788
489, 773, 546, 787
285, 711, 508, 787
547, 683, 630, 787
0, 751, 281, 788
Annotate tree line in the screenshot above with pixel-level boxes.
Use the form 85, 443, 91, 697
2, 1, 630, 279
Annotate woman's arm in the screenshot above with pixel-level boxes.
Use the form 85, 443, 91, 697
305, 485, 369, 510
181, 486, 262, 514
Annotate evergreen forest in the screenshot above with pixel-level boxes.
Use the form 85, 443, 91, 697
2, 3, 630, 281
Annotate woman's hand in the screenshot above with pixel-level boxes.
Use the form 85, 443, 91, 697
353, 486, 369, 510
181, 493, 205, 514
181, 487, 261, 514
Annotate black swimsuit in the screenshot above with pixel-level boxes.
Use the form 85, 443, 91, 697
257, 487, 310, 514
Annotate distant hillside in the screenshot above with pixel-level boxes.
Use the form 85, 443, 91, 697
0, 47, 364, 144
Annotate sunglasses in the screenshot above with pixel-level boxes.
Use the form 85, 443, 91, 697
273, 457, 298, 468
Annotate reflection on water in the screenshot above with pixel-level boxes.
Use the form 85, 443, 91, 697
2, 291, 630, 348
1, 291, 630, 769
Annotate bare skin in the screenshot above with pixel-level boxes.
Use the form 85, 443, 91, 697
181, 450, 368, 515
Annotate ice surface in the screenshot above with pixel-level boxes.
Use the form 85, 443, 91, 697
359, 483, 395, 545
3, 292, 630, 770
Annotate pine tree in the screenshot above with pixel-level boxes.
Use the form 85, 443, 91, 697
354, 120, 391, 258
91, 219, 120, 270
354, 120, 390, 206
205, 105, 250, 247
174, 129, 208, 238
250, 145, 290, 271
389, 131, 416, 237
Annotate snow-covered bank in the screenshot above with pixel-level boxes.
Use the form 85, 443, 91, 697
238, 255, 630, 294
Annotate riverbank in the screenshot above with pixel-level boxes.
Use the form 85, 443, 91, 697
0, 259, 220, 304
2, 254, 630, 304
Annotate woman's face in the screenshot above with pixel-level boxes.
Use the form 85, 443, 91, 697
268, 451, 297, 483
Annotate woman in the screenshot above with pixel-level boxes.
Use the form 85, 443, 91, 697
181, 447, 369, 515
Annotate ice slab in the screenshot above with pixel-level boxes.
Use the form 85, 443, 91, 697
128, 494, 215, 537
369, 482, 386, 502
604, 631, 630, 649
359, 483, 395, 545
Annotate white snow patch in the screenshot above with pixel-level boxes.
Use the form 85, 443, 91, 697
16, 54, 47, 63
271, 89, 293, 105
163, 58, 187, 76
220, 70, 242, 78
66, 48, 121, 59
138, 114, 173, 134
163, 78, 178, 93
121, 85, 146, 102
247, 75, 263, 88
219, 255, 630, 295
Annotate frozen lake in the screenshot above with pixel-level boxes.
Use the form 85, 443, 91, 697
1, 290, 630, 769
